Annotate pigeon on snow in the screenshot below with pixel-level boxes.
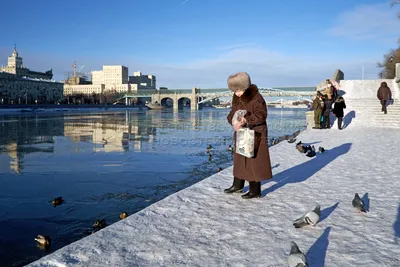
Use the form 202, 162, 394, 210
288, 241, 308, 267
352, 193, 367, 213
305, 146, 316, 157
293, 205, 321, 228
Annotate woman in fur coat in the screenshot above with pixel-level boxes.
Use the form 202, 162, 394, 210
225, 72, 273, 199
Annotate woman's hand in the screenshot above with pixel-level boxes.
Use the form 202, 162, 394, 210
233, 123, 242, 131
233, 117, 247, 131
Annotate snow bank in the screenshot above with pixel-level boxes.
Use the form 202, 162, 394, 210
27, 122, 400, 266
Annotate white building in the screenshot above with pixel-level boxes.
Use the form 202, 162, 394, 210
63, 84, 105, 96
63, 65, 160, 104
103, 65, 128, 85
91, 70, 104, 85
90, 65, 129, 87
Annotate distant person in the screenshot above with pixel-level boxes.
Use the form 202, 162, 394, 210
329, 79, 339, 101
310, 92, 323, 129
225, 72, 272, 199
377, 82, 392, 114
322, 94, 332, 129
332, 96, 346, 130
324, 79, 332, 100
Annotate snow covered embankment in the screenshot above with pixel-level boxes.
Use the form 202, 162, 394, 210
27, 121, 400, 266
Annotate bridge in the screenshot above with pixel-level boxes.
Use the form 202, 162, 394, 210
117, 87, 315, 111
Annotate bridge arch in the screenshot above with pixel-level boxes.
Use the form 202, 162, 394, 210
178, 97, 191, 110
160, 97, 173, 107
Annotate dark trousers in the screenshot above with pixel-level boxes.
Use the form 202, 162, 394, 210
232, 177, 261, 194
337, 117, 343, 129
323, 114, 331, 128
381, 100, 387, 114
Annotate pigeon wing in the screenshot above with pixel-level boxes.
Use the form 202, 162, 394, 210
293, 215, 308, 228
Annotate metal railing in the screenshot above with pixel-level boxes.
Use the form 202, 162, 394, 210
116, 88, 314, 104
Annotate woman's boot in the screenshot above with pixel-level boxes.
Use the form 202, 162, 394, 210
242, 181, 261, 199
224, 176, 245, 194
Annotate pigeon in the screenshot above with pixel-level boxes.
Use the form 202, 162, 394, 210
293, 205, 321, 228
51, 197, 64, 207
295, 142, 305, 153
306, 146, 316, 157
288, 138, 297, 143
318, 147, 325, 153
291, 130, 301, 139
288, 241, 308, 267
93, 219, 107, 230
352, 193, 367, 213
279, 135, 289, 142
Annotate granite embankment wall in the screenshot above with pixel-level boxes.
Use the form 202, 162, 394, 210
0, 104, 144, 110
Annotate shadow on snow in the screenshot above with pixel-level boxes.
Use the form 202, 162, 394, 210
260, 143, 352, 197
307, 226, 331, 266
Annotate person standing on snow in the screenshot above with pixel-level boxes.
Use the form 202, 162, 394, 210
225, 72, 273, 199
332, 96, 346, 130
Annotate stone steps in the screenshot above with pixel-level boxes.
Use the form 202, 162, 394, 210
338, 98, 400, 128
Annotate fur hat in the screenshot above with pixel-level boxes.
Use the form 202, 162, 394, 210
227, 72, 251, 92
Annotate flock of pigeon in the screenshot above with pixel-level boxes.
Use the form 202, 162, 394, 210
287, 193, 367, 266
285, 137, 368, 266
34, 197, 129, 250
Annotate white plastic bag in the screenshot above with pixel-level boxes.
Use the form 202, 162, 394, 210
236, 128, 255, 158
232, 110, 247, 129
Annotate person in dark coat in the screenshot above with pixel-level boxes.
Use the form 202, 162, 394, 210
322, 94, 332, 129
225, 72, 273, 199
377, 82, 392, 114
332, 96, 346, 130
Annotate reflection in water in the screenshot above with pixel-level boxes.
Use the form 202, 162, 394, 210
0, 107, 306, 267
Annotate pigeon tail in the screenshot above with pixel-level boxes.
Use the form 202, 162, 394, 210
290, 241, 301, 254
293, 216, 308, 228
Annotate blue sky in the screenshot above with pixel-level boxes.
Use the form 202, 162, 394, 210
0, 0, 399, 88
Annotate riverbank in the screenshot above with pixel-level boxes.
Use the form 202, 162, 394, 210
27, 122, 400, 266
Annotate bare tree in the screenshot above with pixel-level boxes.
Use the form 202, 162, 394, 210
377, 48, 400, 79
392, 0, 400, 18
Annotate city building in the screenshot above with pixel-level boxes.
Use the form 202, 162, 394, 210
129, 71, 156, 89
91, 70, 104, 85
63, 64, 162, 105
103, 65, 129, 85
1, 45, 53, 80
0, 47, 63, 104
63, 62, 105, 97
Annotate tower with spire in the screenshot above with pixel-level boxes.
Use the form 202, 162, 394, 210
1, 45, 53, 80
7, 44, 23, 69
